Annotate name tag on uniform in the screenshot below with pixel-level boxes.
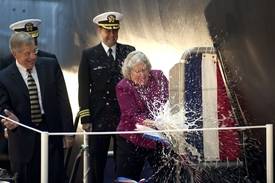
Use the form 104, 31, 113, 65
93, 66, 106, 70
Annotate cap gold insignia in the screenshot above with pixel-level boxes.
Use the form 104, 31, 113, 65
25, 23, 34, 32
107, 15, 116, 23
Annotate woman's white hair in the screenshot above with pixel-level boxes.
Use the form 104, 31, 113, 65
121, 50, 152, 79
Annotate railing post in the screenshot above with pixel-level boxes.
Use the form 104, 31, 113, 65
266, 124, 273, 183
83, 132, 89, 183
41, 132, 49, 183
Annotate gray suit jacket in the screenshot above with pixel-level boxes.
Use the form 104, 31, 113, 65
0, 57, 73, 163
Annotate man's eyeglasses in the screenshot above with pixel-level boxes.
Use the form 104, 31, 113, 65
17, 47, 38, 57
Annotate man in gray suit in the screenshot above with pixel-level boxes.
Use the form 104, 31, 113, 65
0, 32, 74, 183
0, 19, 59, 158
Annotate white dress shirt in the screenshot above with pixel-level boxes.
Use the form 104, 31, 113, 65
16, 61, 45, 114
101, 42, 116, 60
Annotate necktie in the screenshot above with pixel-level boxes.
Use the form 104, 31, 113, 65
108, 48, 115, 61
27, 69, 42, 124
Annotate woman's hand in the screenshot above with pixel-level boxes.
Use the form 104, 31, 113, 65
143, 119, 156, 128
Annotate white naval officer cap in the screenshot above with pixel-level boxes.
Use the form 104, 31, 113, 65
93, 11, 123, 30
9, 19, 42, 38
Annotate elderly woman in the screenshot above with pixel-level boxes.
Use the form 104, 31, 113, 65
115, 51, 170, 182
